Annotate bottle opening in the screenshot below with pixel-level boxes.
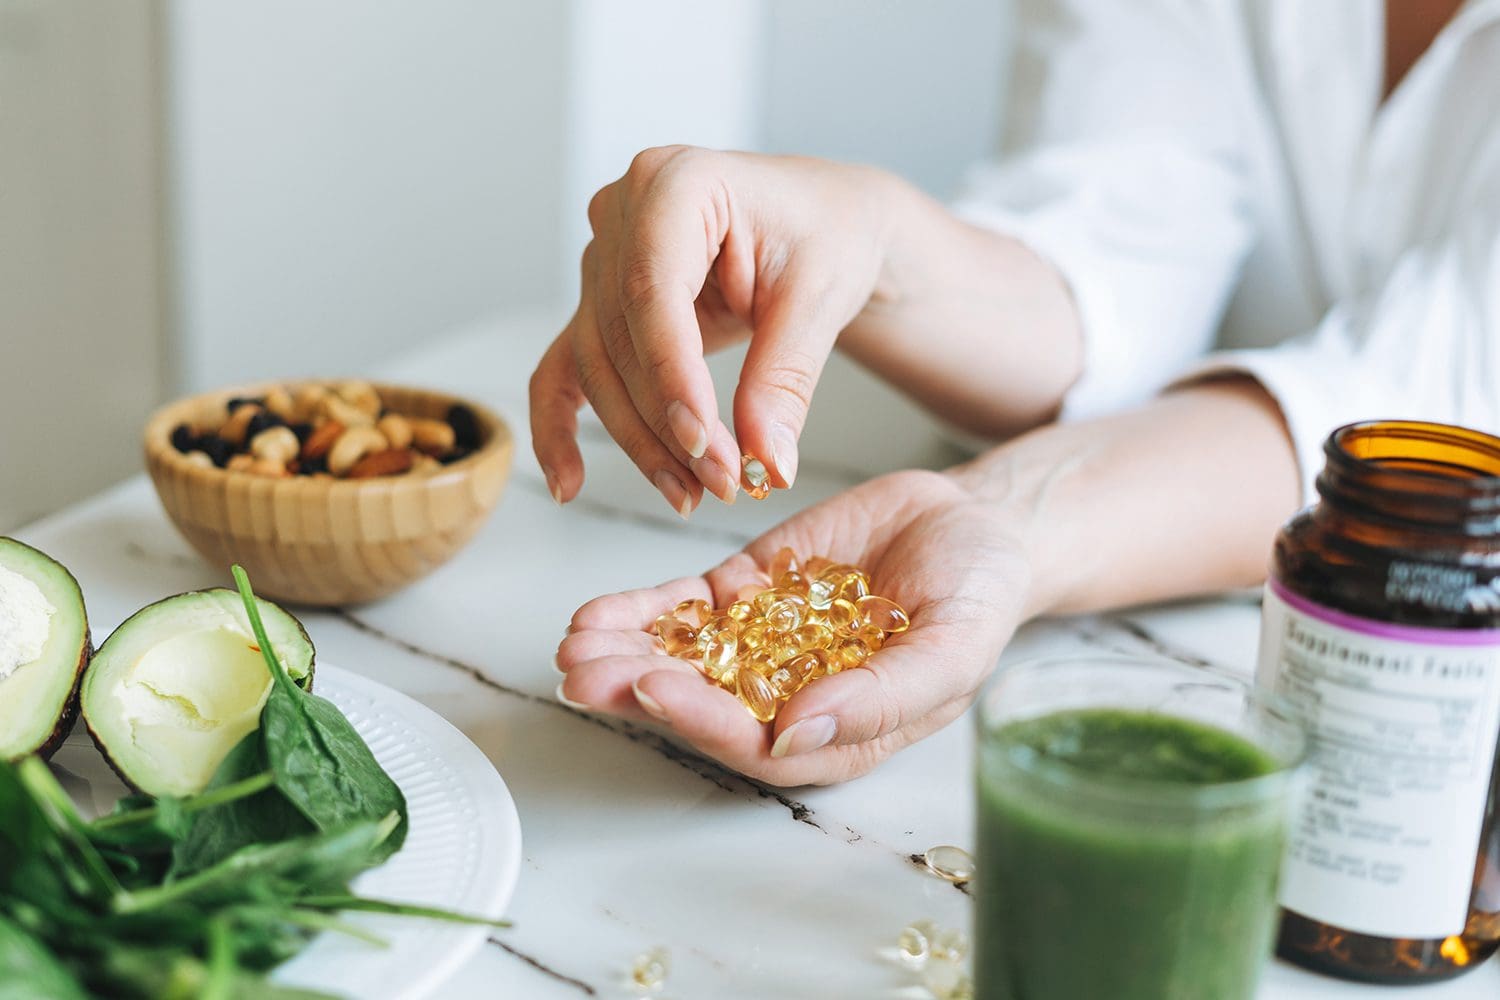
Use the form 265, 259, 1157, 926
1319, 421, 1500, 533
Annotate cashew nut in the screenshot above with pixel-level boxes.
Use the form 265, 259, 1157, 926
320, 393, 374, 429
376, 413, 413, 450
263, 387, 295, 421
250, 426, 300, 466
328, 426, 389, 476
220, 404, 262, 447
410, 417, 456, 456
292, 384, 330, 423
337, 380, 382, 418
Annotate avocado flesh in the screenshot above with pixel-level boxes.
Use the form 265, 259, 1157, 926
82, 589, 313, 797
0, 537, 91, 762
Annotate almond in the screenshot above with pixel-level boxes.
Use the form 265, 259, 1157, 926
300, 420, 345, 461
346, 447, 415, 479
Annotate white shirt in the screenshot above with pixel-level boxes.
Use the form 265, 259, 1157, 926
953, 0, 1500, 503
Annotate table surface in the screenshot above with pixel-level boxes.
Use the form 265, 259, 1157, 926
16, 309, 1497, 999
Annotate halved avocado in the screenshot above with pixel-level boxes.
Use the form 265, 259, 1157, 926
81, 589, 314, 797
0, 538, 91, 761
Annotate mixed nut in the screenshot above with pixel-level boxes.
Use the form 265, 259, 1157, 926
169, 380, 482, 479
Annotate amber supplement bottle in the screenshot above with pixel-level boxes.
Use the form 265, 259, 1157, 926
1259, 421, 1500, 983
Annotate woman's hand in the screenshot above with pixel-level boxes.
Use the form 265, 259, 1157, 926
529, 146, 900, 516
555, 470, 1029, 786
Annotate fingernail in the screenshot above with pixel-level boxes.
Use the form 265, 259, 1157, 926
689, 455, 737, 503
633, 680, 669, 721
555, 681, 591, 711
666, 401, 709, 459
771, 422, 799, 487
542, 467, 563, 505
771, 714, 836, 758
653, 469, 693, 519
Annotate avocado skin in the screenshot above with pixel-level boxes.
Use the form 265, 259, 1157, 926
33, 627, 91, 761
82, 588, 315, 792
0, 537, 92, 763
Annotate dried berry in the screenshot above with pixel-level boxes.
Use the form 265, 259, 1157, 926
226, 395, 264, 413
170, 424, 198, 454
199, 436, 233, 468
289, 421, 314, 443
439, 447, 472, 465
447, 403, 480, 449
245, 409, 286, 442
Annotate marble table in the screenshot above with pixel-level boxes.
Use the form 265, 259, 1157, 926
15, 309, 1497, 999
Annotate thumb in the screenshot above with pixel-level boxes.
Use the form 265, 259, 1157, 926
768, 638, 945, 758
732, 276, 847, 489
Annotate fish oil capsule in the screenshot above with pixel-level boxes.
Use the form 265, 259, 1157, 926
700, 638, 737, 679
739, 620, 770, 651
806, 578, 836, 611
672, 598, 711, 629
657, 620, 698, 656
923, 845, 975, 883
727, 600, 755, 623
768, 546, 798, 581
769, 630, 803, 662
629, 946, 670, 994
742, 455, 771, 499
803, 555, 833, 576
836, 571, 871, 602
737, 666, 778, 722
753, 588, 785, 615
768, 666, 801, 699
792, 622, 833, 651
833, 637, 869, 671
776, 570, 810, 596
764, 594, 808, 633
857, 595, 910, 634
855, 622, 886, 650
784, 650, 828, 685
896, 919, 938, 970
743, 650, 778, 677
825, 598, 859, 633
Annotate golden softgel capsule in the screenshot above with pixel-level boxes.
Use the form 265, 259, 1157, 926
651, 547, 910, 721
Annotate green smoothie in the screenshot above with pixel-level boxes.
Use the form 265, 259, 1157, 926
976, 708, 1289, 1000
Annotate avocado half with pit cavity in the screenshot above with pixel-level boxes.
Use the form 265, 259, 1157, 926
0, 537, 92, 761
81, 589, 314, 797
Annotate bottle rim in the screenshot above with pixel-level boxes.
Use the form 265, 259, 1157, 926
1318, 420, 1500, 533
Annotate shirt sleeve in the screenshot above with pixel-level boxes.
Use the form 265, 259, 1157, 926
951, 0, 1257, 421
1180, 217, 1500, 505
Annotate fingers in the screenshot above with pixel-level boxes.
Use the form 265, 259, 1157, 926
568, 577, 714, 633
732, 270, 846, 489
528, 327, 587, 503
571, 292, 704, 517
615, 153, 731, 467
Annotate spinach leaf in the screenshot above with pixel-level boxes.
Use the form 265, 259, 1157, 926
232, 566, 407, 861
170, 735, 312, 877
0, 914, 88, 1000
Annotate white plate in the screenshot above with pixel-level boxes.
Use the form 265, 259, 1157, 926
50, 663, 522, 1000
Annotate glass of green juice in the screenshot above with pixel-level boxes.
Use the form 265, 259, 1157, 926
974, 655, 1307, 1000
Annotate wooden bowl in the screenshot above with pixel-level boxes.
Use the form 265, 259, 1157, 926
144, 381, 512, 606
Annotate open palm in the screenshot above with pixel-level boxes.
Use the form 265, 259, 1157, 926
557, 470, 1029, 785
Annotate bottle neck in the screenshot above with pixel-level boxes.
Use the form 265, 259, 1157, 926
1315, 421, 1500, 538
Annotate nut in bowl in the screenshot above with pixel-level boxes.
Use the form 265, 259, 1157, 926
144, 380, 512, 606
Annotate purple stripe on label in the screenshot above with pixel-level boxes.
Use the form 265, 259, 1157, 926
1269, 578, 1500, 646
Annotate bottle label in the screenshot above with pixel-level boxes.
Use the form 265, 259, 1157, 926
1258, 578, 1500, 939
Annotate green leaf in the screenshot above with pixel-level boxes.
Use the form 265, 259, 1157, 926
231, 566, 407, 861
298, 895, 512, 930
0, 913, 88, 1000
171, 735, 313, 877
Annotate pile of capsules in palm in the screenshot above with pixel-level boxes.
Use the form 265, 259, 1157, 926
653, 547, 910, 722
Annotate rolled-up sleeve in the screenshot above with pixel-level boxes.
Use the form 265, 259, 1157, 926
1181, 217, 1500, 504
952, 0, 1256, 421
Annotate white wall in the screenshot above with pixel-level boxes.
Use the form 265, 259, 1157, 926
167, 0, 572, 391
0, 0, 167, 530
